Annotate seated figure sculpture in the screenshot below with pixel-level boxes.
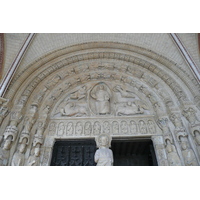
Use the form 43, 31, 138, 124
94, 133, 113, 166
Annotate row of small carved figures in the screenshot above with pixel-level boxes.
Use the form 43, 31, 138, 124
48, 120, 157, 136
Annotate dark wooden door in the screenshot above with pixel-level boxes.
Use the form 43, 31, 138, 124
50, 140, 96, 166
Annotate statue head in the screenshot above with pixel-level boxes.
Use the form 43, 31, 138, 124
34, 145, 40, 157
96, 133, 112, 148
3, 136, 13, 150
19, 143, 26, 153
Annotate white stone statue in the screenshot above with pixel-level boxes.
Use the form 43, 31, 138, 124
165, 139, 182, 166
27, 145, 41, 166
0, 136, 12, 166
91, 84, 110, 115
94, 133, 113, 166
27, 135, 43, 166
11, 137, 29, 166
179, 136, 198, 166
193, 130, 200, 156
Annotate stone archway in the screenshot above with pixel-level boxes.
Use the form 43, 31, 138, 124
1, 42, 200, 166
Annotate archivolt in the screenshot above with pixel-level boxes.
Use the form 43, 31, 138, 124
5, 42, 199, 109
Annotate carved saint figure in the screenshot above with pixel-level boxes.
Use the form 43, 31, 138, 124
148, 120, 156, 134
57, 122, 65, 136
60, 102, 87, 117
193, 130, 200, 156
66, 122, 73, 135
103, 121, 110, 134
27, 145, 41, 166
112, 121, 119, 135
94, 121, 101, 135
84, 122, 92, 136
130, 120, 137, 134
121, 121, 128, 134
165, 139, 181, 166
11, 138, 28, 166
179, 136, 198, 166
94, 134, 113, 166
91, 84, 110, 115
139, 120, 147, 134
75, 122, 83, 135
0, 135, 13, 166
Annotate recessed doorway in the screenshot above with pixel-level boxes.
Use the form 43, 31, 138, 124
50, 138, 157, 166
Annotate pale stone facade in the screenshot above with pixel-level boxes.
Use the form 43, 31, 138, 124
0, 33, 200, 166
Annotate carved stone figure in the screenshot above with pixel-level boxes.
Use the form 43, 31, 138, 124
157, 118, 171, 135
75, 122, 83, 135
84, 122, 92, 136
27, 135, 43, 166
116, 101, 142, 116
179, 136, 198, 166
130, 120, 137, 134
66, 122, 73, 135
112, 121, 119, 135
32, 88, 47, 105
121, 121, 128, 134
193, 130, 200, 156
94, 134, 113, 166
11, 137, 28, 166
91, 84, 110, 115
113, 85, 136, 98
103, 121, 110, 134
147, 120, 156, 134
60, 102, 87, 117
94, 121, 101, 135
49, 122, 56, 136
27, 146, 40, 166
57, 122, 65, 136
139, 120, 147, 134
165, 139, 181, 166
70, 86, 87, 100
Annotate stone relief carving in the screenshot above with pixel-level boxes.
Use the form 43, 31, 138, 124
75, 122, 83, 135
66, 122, 74, 135
147, 120, 156, 134
27, 135, 43, 166
90, 83, 111, 115
60, 102, 88, 117
93, 121, 101, 135
113, 85, 136, 98
164, 138, 182, 166
178, 134, 198, 166
121, 121, 128, 134
48, 117, 158, 137
139, 120, 147, 134
45, 74, 61, 89
103, 121, 110, 134
84, 122, 92, 136
112, 121, 119, 135
57, 122, 65, 136
130, 120, 137, 134
193, 130, 200, 156
49, 122, 56, 136
116, 101, 144, 116
0, 97, 9, 125
94, 133, 113, 166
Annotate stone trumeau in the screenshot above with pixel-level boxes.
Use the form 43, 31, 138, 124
0, 33, 200, 166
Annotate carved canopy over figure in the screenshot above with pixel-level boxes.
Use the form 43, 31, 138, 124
94, 133, 113, 166
91, 84, 110, 115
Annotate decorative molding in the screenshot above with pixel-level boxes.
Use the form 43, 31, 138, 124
170, 33, 200, 83
0, 33, 35, 97
0, 33, 4, 79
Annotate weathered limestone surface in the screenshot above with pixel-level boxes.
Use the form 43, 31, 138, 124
0, 34, 200, 166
